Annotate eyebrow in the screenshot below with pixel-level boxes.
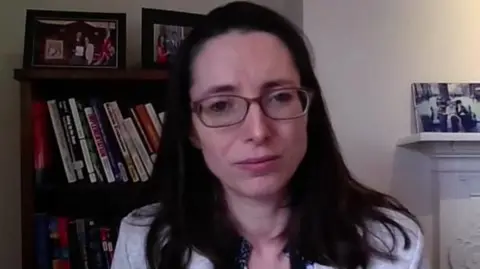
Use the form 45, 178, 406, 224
203, 84, 236, 97
200, 78, 297, 98
261, 79, 297, 89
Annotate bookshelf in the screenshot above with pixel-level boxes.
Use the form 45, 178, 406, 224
15, 68, 168, 269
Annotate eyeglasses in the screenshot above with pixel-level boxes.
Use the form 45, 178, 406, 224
191, 87, 314, 128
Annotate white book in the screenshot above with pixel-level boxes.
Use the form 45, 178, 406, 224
145, 103, 162, 138
158, 112, 165, 126
124, 117, 154, 177
68, 98, 97, 183
116, 114, 149, 182
47, 100, 76, 183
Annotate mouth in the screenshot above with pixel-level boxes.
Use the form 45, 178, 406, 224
233, 155, 281, 175
235, 155, 280, 165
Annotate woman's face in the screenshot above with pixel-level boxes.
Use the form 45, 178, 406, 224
189, 31, 308, 200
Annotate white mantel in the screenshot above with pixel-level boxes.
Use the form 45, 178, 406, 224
397, 132, 480, 269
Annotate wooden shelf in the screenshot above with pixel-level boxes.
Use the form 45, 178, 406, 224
35, 182, 156, 219
13, 68, 169, 82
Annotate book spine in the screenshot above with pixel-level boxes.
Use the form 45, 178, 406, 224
67, 221, 81, 269
130, 108, 156, 162
75, 219, 90, 269
86, 220, 107, 269
99, 228, 111, 269
77, 101, 104, 183
84, 107, 115, 183
46, 100, 76, 183
104, 102, 139, 182
60, 100, 85, 181
124, 117, 154, 177
105, 229, 114, 265
69, 98, 97, 183
110, 102, 148, 182
32, 101, 51, 186
158, 112, 165, 126
145, 103, 162, 138
134, 104, 160, 153
91, 99, 127, 183
57, 100, 75, 172
57, 217, 71, 269
34, 214, 51, 269
49, 217, 70, 269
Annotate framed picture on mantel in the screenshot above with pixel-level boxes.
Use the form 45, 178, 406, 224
412, 83, 480, 133
22, 9, 126, 69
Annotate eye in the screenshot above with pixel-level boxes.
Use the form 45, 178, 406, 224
208, 100, 231, 112
201, 96, 237, 114
269, 90, 295, 103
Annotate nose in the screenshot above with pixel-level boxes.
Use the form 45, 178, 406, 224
242, 102, 271, 144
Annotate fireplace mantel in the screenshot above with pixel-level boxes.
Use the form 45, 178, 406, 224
397, 132, 480, 269
398, 132, 480, 154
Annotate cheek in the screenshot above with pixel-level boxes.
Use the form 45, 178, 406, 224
278, 119, 308, 165
282, 118, 308, 145
192, 118, 235, 159
193, 123, 240, 188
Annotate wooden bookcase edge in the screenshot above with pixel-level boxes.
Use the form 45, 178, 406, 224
13, 68, 170, 82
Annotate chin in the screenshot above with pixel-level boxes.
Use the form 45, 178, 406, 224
237, 175, 289, 199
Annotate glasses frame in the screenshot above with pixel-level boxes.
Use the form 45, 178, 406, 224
191, 87, 315, 128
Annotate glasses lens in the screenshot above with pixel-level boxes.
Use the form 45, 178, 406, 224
262, 89, 310, 119
197, 96, 248, 127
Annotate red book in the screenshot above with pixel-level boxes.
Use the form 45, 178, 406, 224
134, 104, 160, 152
32, 100, 51, 184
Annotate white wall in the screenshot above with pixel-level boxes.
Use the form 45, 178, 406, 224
304, 0, 480, 265
0, 1, 301, 268
303, 0, 480, 191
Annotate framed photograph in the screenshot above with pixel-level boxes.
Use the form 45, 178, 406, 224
23, 10, 126, 69
141, 8, 204, 69
412, 83, 480, 133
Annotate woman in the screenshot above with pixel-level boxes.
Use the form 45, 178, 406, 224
156, 33, 169, 64
94, 28, 115, 66
111, 2, 426, 269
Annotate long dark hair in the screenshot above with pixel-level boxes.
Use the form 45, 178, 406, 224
145, 2, 420, 269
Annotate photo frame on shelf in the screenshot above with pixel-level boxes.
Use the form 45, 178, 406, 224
412, 82, 480, 133
141, 8, 204, 69
23, 9, 126, 69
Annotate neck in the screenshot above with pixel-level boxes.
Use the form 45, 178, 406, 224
225, 190, 289, 246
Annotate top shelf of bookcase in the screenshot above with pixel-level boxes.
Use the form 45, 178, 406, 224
13, 68, 169, 82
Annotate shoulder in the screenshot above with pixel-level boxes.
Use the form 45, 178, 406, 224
112, 202, 213, 269
312, 208, 428, 269
121, 202, 161, 226
117, 202, 161, 242
111, 203, 161, 269
364, 208, 428, 268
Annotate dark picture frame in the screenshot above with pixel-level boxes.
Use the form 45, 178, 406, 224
23, 9, 126, 69
141, 8, 204, 69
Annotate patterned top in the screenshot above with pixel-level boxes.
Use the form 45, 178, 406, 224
235, 238, 314, 269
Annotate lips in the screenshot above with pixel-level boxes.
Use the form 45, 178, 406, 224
235, 155, 280, 165
233, 155, 281, 175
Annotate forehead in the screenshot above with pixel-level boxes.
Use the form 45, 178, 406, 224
190, 31, 300, 97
